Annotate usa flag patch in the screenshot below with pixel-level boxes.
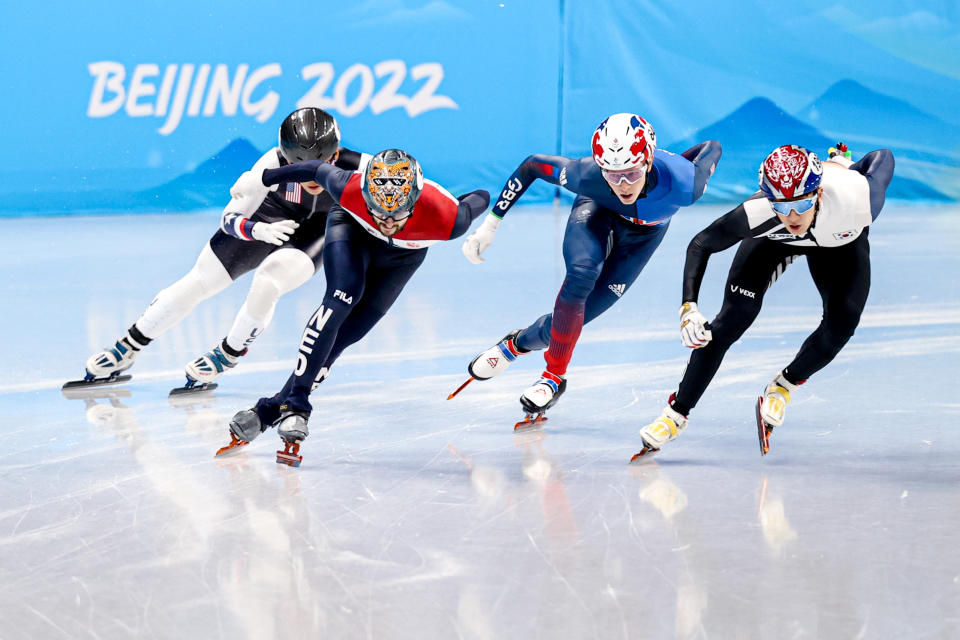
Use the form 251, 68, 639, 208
284, 182, 302, 204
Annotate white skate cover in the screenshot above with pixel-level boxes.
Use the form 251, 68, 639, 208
520, 372, 566, 413
185, 344, 242, 385
469, 331, 525, 380
85, 336, 141, 379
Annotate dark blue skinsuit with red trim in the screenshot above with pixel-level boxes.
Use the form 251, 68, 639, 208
491, 142, 721, 376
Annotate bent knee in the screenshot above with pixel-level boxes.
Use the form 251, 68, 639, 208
561, 262, 603, 299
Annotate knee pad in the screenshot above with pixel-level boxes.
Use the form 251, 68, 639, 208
561, 262, 602, 301
246, 250, 314, 317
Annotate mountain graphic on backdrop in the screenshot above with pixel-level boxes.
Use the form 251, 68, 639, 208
134, 138, 264, 210
798, 79, 960, 159
0, 138, 265, 216
668, 96, 949, 202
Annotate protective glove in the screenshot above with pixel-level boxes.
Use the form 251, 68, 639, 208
679, 301, 712, 348
461, 213, 501, 264
251, 219, 299, 246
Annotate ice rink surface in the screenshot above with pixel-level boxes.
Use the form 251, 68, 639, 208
1, 202, 958, 639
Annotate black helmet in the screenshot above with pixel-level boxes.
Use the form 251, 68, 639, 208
278, 107, 340, 164
361, 149, 424, 219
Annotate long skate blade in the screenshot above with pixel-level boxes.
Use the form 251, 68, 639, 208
276, 442, 302, 467
755, 396, 771, 456
169, 382, 218, 397
629, 444, 659, 463
514, 413, 547, 431
215, 433, 249, 457
447, 377, 474, 400
62, 374, 132, 391
61, 386, 133, 400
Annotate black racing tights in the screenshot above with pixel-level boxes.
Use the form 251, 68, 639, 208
672, 231, 870, 416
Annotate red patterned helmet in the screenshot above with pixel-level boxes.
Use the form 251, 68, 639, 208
591, 113, 656, 171
758, 145, 823, 199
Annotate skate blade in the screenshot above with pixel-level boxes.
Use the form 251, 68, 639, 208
62, 374, 132, 391
514, 413, 547, 431
61, 385, 132, 400
276, 442, 302, 467
169, 382, 218, 397
629, 444, 659, 463
755, 396, 772, 456
447, 377, 474, 400
215, 433, 249, 457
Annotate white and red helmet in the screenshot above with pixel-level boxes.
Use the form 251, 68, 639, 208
758, 145, 823, 199
591, 113, 656, 170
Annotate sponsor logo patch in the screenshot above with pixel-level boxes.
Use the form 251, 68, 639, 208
608, 283, 626, 297
730, 284, 756, 298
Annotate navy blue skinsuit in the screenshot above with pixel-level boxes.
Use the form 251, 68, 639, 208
249, 160, 490, 422
490, 142, 721, 376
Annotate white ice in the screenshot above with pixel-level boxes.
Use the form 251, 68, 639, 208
0, 203, 958, 639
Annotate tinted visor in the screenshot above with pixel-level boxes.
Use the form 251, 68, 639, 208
769, 194, 817, 216
601, 167, 645, 185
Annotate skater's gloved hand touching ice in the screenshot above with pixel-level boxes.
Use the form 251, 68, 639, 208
679, 302, 712, 348
462, 213, 501, 264
252, 219, 299, 246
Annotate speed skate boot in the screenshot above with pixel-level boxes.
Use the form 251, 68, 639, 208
448, 330, 529, 399
631, 395, 688, 461
174, 339, 247, 395
275, 409, 310, 467
756, 372, 802, 455
515, 371, 566, 430
65, 327, 150, 390
214, 408, 268, 457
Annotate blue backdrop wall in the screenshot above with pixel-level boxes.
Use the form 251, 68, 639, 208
2, 0, 957, 216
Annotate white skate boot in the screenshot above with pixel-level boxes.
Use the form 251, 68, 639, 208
448, 330, 529, 399
175, 339, 247, 395
756, 372, 802, 455
516, 371, 566, 430
469, 330, 528, 379
276, 410, 310, 467
68, 330, 149, 389
632, 397, 688, 460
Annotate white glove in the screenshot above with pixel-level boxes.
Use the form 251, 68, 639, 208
679, 302, 712, 348
461, 213, 501, 264
230, 170, 274, 199
251, 219, 299, 246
